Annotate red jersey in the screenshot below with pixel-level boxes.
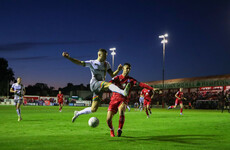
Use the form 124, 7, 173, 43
175, 91, 183, 100
110, 74, 153, 102
141, 88, 153, 101
57, 94, 63, 101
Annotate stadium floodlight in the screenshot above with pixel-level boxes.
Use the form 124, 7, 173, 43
159, 33, 168, 98
109, 47, 116, 70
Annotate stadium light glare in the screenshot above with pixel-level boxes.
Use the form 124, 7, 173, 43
110, 47, 116, 70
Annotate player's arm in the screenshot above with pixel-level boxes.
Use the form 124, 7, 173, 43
175, 92, 180, 99
62, 52, 85, 66
107, 64, 123, 78
136, 82, 154, 91
10, 87, 16, 93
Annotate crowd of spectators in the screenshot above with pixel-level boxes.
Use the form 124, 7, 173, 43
127, 89, 230, 109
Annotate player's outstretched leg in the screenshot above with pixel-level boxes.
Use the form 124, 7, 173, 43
107, 83, 131, 97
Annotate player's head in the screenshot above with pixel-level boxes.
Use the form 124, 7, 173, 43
17, 77, 21, 84
59, 91, 62, 94
97, 48, 108, 62
180, 88, 183, 91
122, 63, 131, 76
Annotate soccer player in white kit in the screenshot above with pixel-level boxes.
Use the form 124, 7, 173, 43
62, 49, 131, 122
139, 95, 144, 111
10, 77, 26, 121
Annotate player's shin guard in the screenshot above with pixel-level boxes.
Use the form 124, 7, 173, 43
118, 115, 125, 130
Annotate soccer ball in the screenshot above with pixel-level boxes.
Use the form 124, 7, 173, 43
88, 117, 99, 128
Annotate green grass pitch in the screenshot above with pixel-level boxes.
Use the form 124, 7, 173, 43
0, 105, 229, 150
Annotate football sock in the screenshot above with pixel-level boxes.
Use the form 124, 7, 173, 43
77, 107, 92, 115
107, 120, 113, 130
118, 115, 125, 129
171, 106, 174, 109
145, 109, 149, 116
16, 109, 21, 117
180, 108, 183, 113
108, 84, 125, 96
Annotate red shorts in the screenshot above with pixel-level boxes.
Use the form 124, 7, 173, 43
108, 100, 127, 114
144, 100, 151, 107
59, 100, 63, 104
175, 99, 183, 105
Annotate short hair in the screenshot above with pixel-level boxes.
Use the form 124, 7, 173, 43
123, 63, 131, 68
98, 48, 108, 54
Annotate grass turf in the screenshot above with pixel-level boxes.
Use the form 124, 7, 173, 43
0, 105, 229, 150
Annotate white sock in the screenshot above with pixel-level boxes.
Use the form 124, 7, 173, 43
77, 107, 92, 116
16, 109, 21, 117
109, 84, 125, 96
127, 105, 130, 110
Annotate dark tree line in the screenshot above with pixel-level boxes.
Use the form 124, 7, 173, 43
0, 58, 90, 97
0, 58, 15, 96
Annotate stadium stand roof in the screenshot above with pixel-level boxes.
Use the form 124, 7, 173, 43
145, 74, 230, 89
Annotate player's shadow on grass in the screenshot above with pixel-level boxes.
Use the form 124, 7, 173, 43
119, 135, 215, 144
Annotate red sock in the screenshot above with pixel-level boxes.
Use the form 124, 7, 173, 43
171, 106, 174, 109
145, 109, 149, 116
107, 120, 113, 130
180, 108, 183, 113
118, 115, 125, 129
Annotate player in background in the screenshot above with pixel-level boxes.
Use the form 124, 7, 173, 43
62, 49, 131, 122
168, 88, 186, 115
10, 77, 26, 121
141, 88, 154, 118
57, 91, 64, 112
139, 95, 144, 111
107, 63, 156, 137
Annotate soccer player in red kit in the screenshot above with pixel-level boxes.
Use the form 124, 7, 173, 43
168, 88, 186, 115
141, 88, 154, 118
57, 91, 64, 112
107, 63, 155, 137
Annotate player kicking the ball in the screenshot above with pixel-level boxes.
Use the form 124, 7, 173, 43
62, 49, 131, 122
107, 63, 155, 137
168, 88, 186, 115
141, 88, 154, 118
10, 77, 26, 122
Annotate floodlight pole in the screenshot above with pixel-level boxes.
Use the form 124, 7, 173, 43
110, 48, 116, 71
159, 34, 168, 107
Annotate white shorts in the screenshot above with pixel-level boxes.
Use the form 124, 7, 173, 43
14, 99, 23, 105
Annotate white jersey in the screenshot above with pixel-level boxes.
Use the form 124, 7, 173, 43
11, 83, 24, 100
85, 59, 111, 84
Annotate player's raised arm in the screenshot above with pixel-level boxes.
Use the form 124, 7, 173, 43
107, 64, 123, 78
62, 52, 85, 66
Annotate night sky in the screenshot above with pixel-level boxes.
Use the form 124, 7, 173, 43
0, 0, 229, 89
